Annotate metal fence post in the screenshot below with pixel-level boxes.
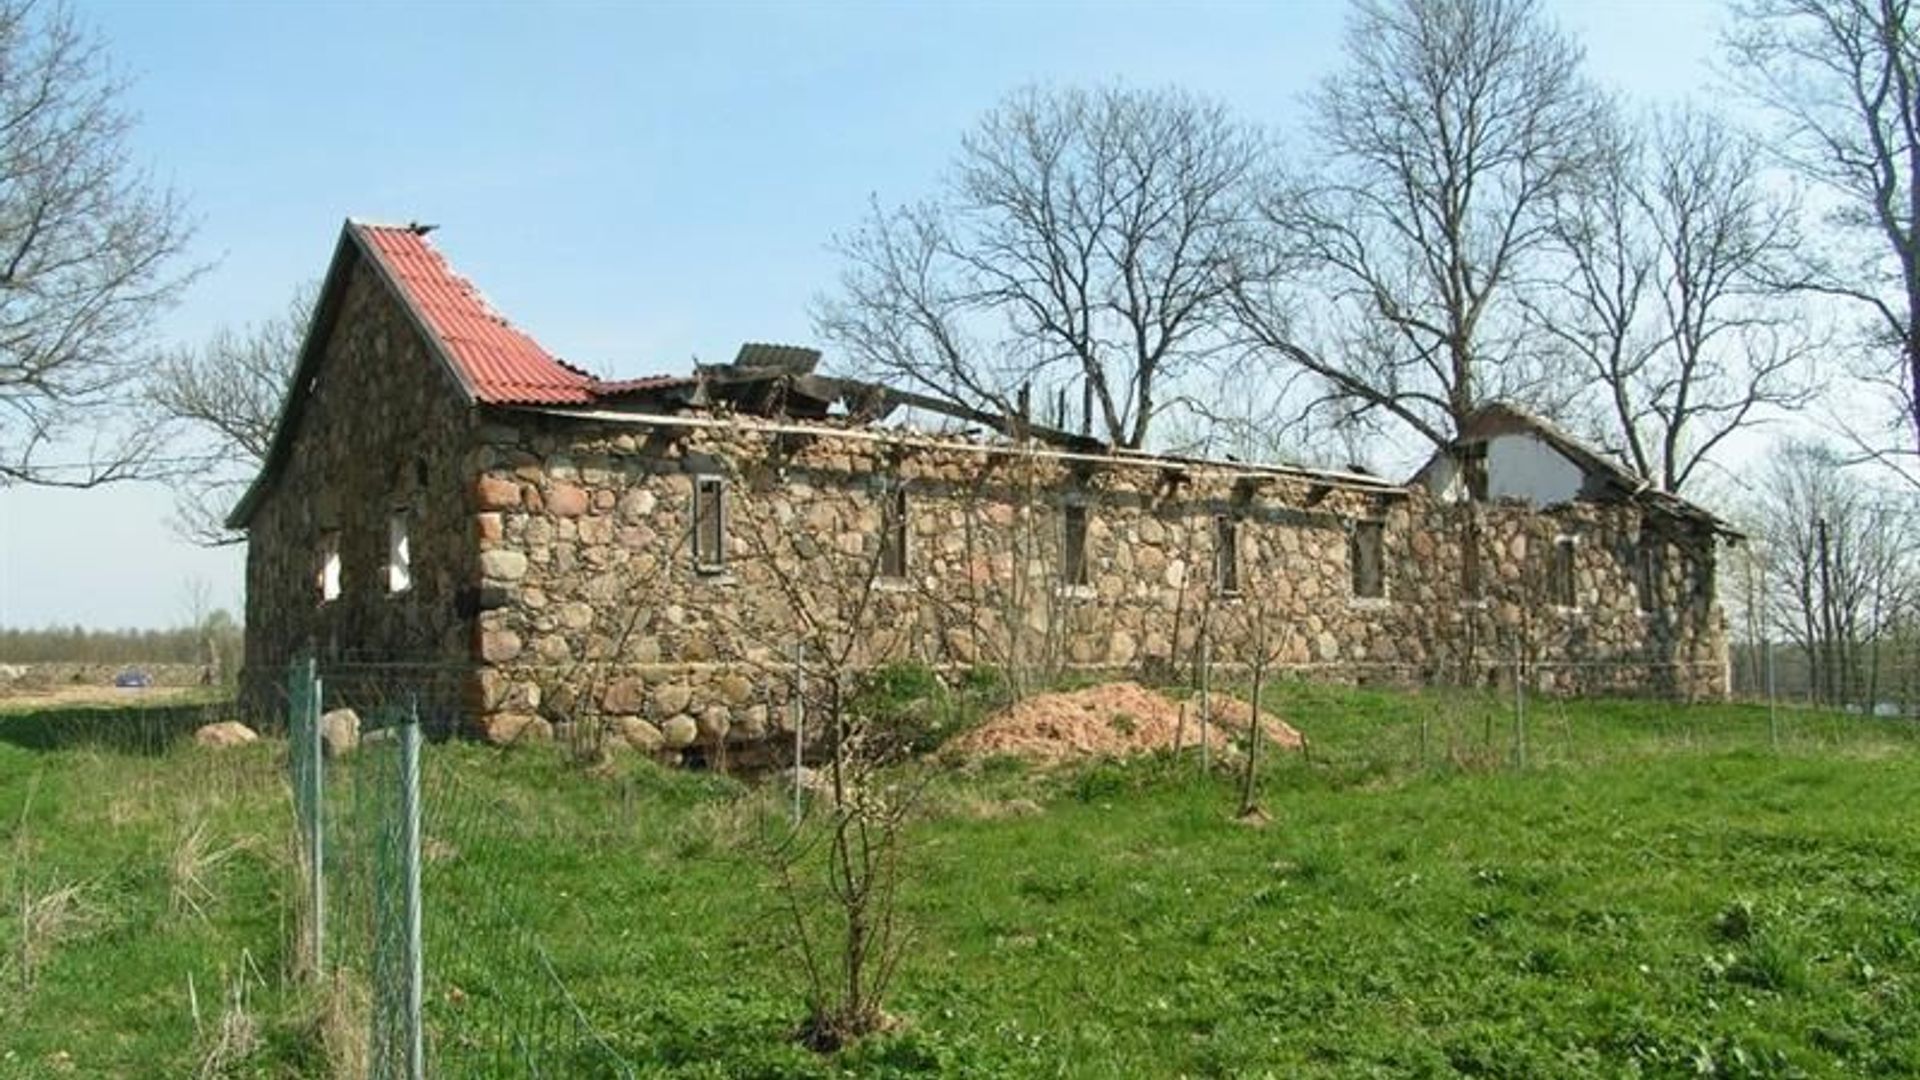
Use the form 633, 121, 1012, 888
290, 655, 325, 975
1512, 656, 1527, 769
1199, 630, 1212, 773
791, 643, 805, 825
400, 698, 425, 1080
1767, 638, 1779, 751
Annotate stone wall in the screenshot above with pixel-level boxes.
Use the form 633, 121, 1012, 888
464, 411, 1728, 754
239, 257, 478, 712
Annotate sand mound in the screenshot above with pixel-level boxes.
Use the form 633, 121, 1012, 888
948, 681, 1303, 765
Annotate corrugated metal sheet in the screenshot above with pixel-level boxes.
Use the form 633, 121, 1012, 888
593, 374, 697, 395
732, 342, 821, 372
353, 223, 600, 405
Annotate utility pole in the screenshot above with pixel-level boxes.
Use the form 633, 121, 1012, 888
1867, 533, 1886, 716
1816, 516, 1837, 707
1742, 545, 1760, 699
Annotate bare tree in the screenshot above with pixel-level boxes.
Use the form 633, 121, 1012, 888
1747, 438, 1918, 704
0, 1, 197, 488
148, 284, 313, 544
816, 84, 1266, 449
1728, 0, 1920, 478
1531, 107, 1815, 492
1234, 0, 1608, 463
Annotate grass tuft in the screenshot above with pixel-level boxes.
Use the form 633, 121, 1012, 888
12, 880, 97, 994
194, 952, 263, 1079
170, 818, 248, 922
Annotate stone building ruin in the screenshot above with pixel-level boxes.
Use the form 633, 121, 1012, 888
230, 221, 1736, 753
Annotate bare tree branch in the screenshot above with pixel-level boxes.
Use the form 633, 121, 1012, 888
1234, 0, 1609, 458
1729, 0, 1920, 471
147, 282, 314, 545
816, 84, 1265, 449
1529, 106, 1817, 493
0, 1, 199, 488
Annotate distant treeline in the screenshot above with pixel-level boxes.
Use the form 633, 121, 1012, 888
0, 616, 243, 664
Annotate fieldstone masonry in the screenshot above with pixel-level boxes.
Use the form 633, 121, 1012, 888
442, 410, 1727, 756
241, 258, 475, 691
235, 229, 1729, 758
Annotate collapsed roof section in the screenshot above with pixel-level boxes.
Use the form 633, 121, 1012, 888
530, 343, 1408, 494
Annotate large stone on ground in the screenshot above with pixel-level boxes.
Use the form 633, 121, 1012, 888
698, 705, 731, 742
320, 707, 360, 757
195, 721, 258, 748
781, 765, 837, 798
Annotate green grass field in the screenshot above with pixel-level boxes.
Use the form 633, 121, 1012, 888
3, 683, 1919, 1078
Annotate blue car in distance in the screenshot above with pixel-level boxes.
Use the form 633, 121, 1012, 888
113, 669, 153, 689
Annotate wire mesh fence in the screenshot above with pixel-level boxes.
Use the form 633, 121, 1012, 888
287, 662, 640, 1079
32, 650, 1895, 1077
5, 648, 1919, 1076
1174, 652, 1920, 780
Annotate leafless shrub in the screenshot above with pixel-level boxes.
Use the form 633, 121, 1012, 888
772, 735, 922, 1052
721, 469, 927, 1050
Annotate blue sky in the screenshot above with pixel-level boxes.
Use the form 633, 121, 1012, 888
0, 0, 1726, 629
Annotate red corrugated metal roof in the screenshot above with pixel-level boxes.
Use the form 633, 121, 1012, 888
353, 222, 601, 405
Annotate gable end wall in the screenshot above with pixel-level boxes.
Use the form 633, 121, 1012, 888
239, 257, 479, 711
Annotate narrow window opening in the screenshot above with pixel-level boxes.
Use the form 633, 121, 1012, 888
1461, 519, 1483, 600
387, 513, 412, 594
1548, 535, 1578, 608
879, 484, 908, 579
1636, 526, 1663, 612
1213, 514, 1240, 595
693, 476, 727, 572
1350, 519, 1385, 599
1692, 550, 1715, 607
317, 531, 341, 603
1062, 503, 1089, 587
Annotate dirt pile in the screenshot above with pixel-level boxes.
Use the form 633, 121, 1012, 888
947, 681, 1303, 765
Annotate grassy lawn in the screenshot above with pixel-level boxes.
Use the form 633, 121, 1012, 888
3, 684, 1918, 1077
